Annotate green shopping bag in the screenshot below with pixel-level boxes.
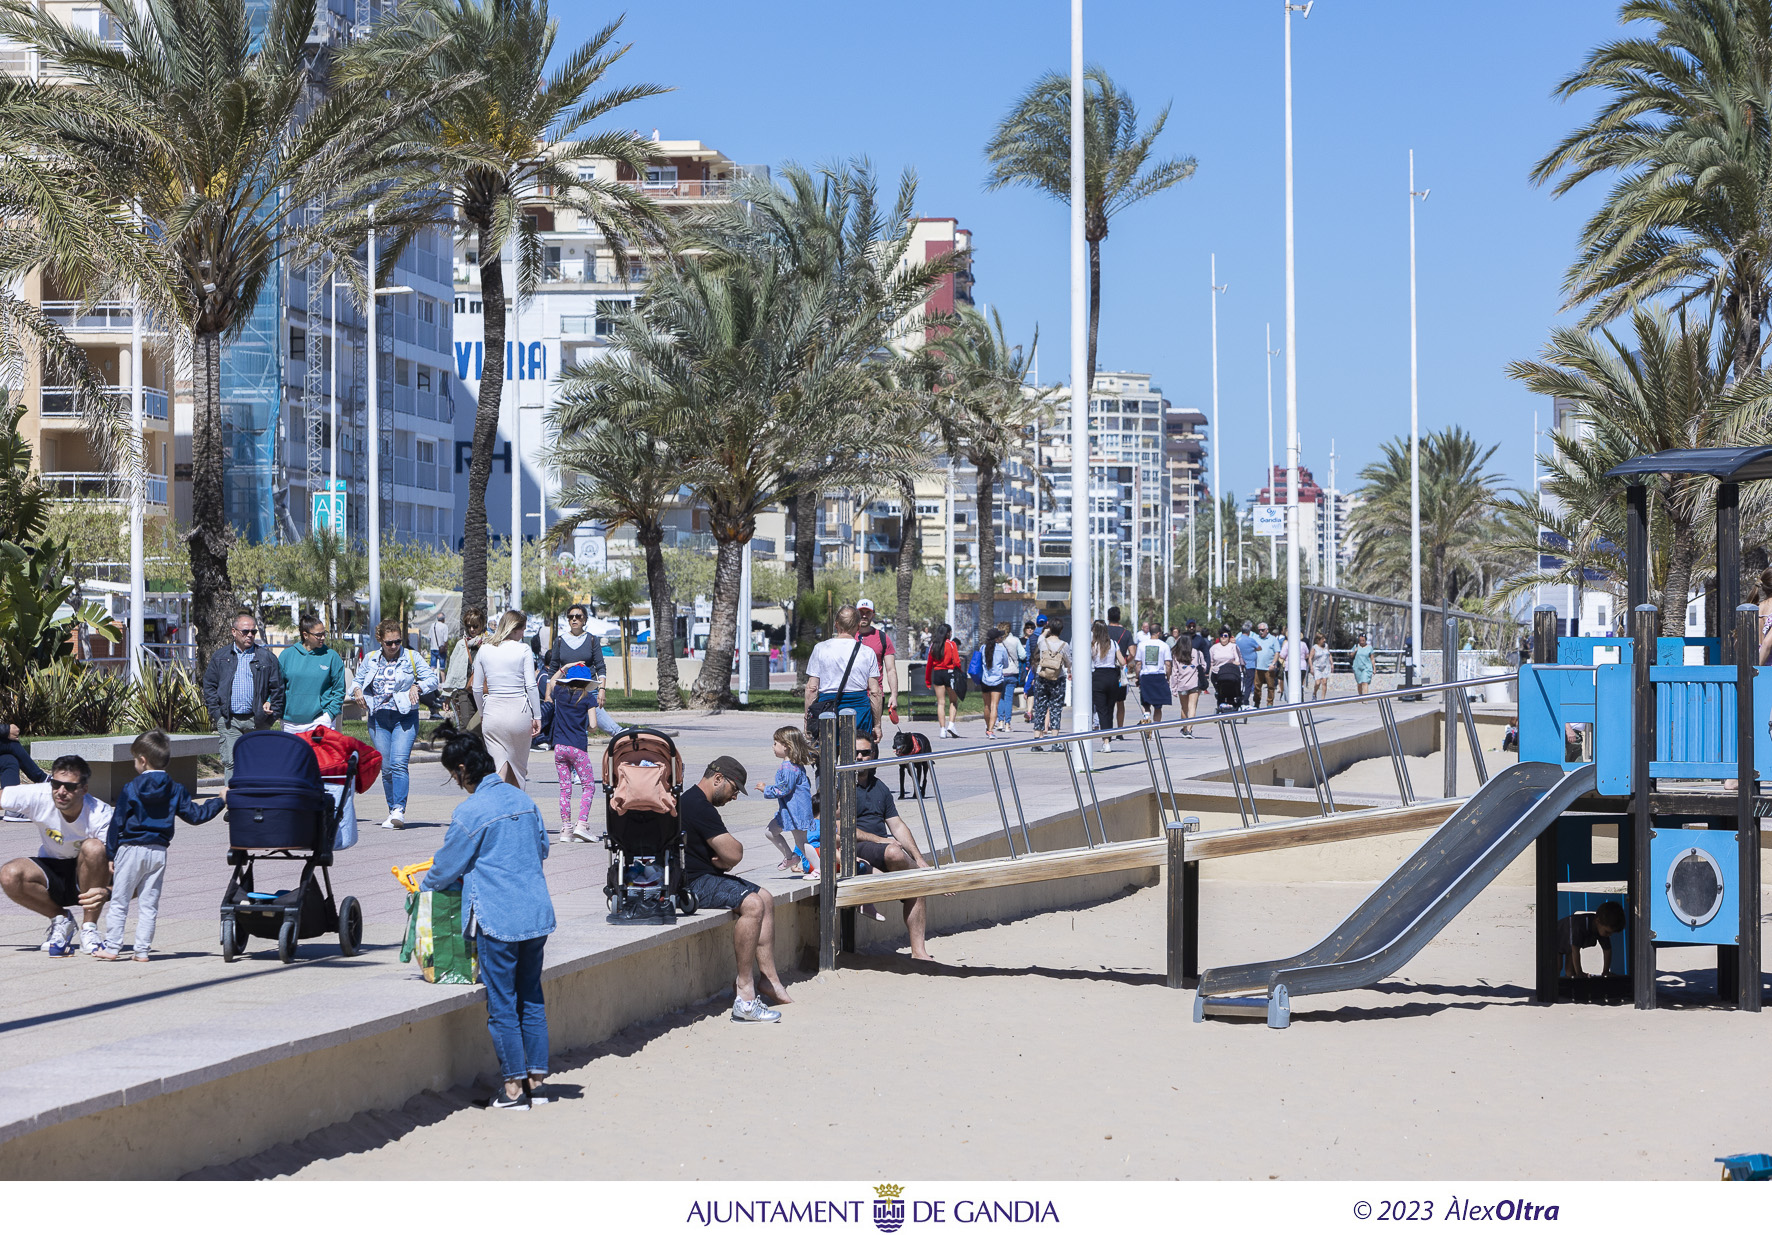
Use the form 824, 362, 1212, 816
401, 888, 479, 984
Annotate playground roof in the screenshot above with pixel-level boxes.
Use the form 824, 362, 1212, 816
1605, 446, 1772, 483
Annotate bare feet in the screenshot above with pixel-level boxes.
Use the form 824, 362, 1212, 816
910, 949, 936, 962
760, 976, 794, 1005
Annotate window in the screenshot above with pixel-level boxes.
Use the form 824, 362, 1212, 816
416, 438, 435, 464
289, 329, 305, 360
645, 165, 678, 186
417, 297, 435, 324
418, 505, 436, 534
560, 315, 593, 335
395, 358, 411, 386
544, 246, 562, 281
465, 250, 478, 265
577, 165, 596, 182
416, 368, 432, 392
595, 299, 632, 337
916, 501, 942, 516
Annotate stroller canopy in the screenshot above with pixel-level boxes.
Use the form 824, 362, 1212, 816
228, 729, 332, 811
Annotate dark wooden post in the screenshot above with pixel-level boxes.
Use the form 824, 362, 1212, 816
1735, 604, 1761, 1012
1625, 484, 1649, 616
817, 711, 838, 972
837, 710, 858, 955
1533, 605, 1560, 1003
1632, 603, 1657, 1010
1533, 604, 1559, 665
1718, 483, 1741, 663
1165, 821, 1187, 989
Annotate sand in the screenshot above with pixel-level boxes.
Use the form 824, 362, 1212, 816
204, 870, 1771, 1182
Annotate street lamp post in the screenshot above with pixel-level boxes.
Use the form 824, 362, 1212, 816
1282, 0, 1312, 710
1409, 149, 1430, 679
364, 204, 413, 633
1265, 322, 1279, 577
128, 220, 144, 683
1068, 0, 1092, 755
1209, 254, 1226, 601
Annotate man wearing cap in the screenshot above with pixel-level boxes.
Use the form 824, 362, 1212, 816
1235, 621, 1261, 710
854, 599, 894, 739
677, 756, 790, 1023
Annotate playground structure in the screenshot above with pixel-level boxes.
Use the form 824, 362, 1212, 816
821, 448, 1769, 1025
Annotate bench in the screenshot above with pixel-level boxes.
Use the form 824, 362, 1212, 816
27, 734, 218, 802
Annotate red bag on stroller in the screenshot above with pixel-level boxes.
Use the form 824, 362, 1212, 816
302, 726, 382, 793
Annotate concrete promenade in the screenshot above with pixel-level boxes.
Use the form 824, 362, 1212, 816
0, 696, 1453, 1178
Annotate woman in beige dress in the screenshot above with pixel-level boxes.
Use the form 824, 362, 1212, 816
471, 610, 542, 787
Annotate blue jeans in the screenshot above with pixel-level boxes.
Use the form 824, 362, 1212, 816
997, 686, 1014, 724
477, 933, 549, 1081
367, 708, 418, 810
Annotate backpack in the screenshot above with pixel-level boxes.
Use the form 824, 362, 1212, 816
404, 650, 442, 709
968, 645, 985, 681
1036, 636, 1066, 681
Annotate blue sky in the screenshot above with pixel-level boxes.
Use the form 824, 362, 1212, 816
565, 1, 1626, 500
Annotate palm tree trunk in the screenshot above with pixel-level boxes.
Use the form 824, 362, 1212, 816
1086, 238, 1102, 394
188, 329, 233, 675
1661, 514, 1698, 639
975, 456, 998, 645
894, 475, 918, 647
692, 528, 745, 708
791, 490, 817, 690
462, 227, 506, 618
638, 523, 683, 710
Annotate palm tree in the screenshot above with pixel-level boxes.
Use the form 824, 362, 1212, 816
381, 578, 418, 641
985, 65, 1196, 393
345, 1, 672, 618
932, 307, 1046, 643
1532, 0, 1772, 376
1346, 427, 1506, 620
597, 574, 642, 699
279, 528, 367, 636
0, 0, 456, 669
545, 377, 686, 709
1504, 307, 1772, 633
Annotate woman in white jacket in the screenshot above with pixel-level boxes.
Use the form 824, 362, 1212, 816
352, 618, 441, 829
473, 610, 542, 788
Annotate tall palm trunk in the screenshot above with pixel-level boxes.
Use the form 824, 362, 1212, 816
1661, 512, 1698, 639
637, 522, 683, 709
790, 490, 817, 689
188, 330, 233, 673
974, 455, 998, 644
894, 475, 918, 647
1086, 235, 1102, 394
462, 223, 507, 618
693, 525, 745, 708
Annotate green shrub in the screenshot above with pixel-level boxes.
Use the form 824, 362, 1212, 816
129, 663, 209, 734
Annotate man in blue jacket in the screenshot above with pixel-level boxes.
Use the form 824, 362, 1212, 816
201, 612, 285, 777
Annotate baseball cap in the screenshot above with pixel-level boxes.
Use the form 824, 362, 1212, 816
560, 664, 595, 683
705, 755, 749, 792
1185, 619, 1198, 627
1035, 614, 1049, 626
856, 597, 875, 613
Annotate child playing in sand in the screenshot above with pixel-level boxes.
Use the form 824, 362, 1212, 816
550, 666, 598, 844
97, 730, 223, 961
1558, 900, 1626, 978
755, 726, 813, 875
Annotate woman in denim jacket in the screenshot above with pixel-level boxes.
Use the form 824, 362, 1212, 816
424, 724, 556, 1110
352, 619, 441, 830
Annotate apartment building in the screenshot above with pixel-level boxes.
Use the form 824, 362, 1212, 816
450, 136, 767, 573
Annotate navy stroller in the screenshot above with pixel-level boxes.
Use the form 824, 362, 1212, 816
220, 729, 362, 964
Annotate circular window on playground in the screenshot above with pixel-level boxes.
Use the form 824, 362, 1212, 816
1665, 848, 1725, 929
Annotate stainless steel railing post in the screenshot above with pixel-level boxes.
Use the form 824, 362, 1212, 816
983, 751, 1021, 858
1000, 749, 1036, 855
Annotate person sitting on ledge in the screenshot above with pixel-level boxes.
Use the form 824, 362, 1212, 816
677, 756, 792, 1023
850, 735, 935, 962
1558, 901, 1626, 979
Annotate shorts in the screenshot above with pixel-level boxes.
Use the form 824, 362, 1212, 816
687, 871, 761, 912
1139, 675, 1173, 708
929, 670, 954, 689
31, 856, 81, 907
1111, 682, 1128, 704
857, 839, 896, 870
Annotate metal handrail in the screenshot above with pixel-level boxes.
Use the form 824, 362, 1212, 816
843, 671, 1516, 773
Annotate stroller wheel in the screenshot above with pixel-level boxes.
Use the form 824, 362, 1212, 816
338, 896, 363, 957
220, 914, 246, 963
606, 892, 619, 914
277, 917, 299, 965
677, 887, 699, 917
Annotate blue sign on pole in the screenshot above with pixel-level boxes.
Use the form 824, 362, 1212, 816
312, 479, 348, 536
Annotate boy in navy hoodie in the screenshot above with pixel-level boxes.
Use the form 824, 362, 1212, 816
96, 730, 223, 961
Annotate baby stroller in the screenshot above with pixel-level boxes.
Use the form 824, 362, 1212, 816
220, 729, 363, 964
1210, 661, 1244, 715
601, 727, 697, 925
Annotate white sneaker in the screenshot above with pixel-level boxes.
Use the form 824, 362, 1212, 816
40, 910, 74, 952
390, 806, 405, 826
79, 921, 102, 955
380, 815, 399, 830
732, 997, 782, 1024
45, 913, 76, 956
570, 826, 598, 845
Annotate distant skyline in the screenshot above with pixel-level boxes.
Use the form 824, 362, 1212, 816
567, 2, 1626, 500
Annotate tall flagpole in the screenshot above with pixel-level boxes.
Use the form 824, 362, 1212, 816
1068, 0, 1092, 752
1410, 149, 1429, 675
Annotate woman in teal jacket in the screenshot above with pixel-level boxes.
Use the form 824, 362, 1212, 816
278, 616, 347, 730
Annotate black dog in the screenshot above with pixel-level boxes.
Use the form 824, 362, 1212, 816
893, 730, 933, 799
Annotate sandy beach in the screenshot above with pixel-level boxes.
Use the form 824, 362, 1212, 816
205, 867, 1770, 1182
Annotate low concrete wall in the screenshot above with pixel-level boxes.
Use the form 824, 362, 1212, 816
29, 734, 216, 799
0, 788, 1159, 1180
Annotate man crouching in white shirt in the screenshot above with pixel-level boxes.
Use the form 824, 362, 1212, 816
0, 754, 114, 956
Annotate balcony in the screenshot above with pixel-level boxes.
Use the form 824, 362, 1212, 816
616, 179, 740, 201
42, 385, 168, 422
41, 301, 148, 333
42, 471, 168, 507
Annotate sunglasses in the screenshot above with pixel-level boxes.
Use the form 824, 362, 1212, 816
382, 638, 403, 646
854, 747, 877, 760
306, 629, 328, 638
568, 613, 586, 621
50, 779, 83, 793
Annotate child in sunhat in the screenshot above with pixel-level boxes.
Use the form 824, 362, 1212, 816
551, 664, 598, 844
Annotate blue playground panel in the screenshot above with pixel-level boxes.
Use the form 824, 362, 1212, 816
1649, 827, 1741, 948
1716, 1153, 1772, 1180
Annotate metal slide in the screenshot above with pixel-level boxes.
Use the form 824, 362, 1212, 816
1194, 761, 1595, 1028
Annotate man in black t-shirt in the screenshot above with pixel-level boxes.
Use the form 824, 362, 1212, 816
850, 736, 933, 961
678, 756, 790, 1022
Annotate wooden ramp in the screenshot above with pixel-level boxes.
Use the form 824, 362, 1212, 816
832, 797, 1466, 907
